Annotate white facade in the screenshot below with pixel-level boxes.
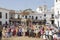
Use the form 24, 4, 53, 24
36, 5, 47, 13
54, 0, 60, 27
22, 10, 54, 25
0, 8, 9, 25
26, 12, 44, 20
0, 5, 54, 25
9, 10, 22, 19
36, 5, 54, 25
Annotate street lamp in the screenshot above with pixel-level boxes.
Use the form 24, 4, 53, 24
57, 17, 59, 27
58, 11, 60, 30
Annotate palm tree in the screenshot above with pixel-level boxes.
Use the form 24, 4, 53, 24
21, 9, 31, 16
26, 18, 32, 26
21, 8, 34, 16
21, 9, 34, 26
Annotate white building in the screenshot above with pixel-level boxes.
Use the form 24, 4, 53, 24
21, 5, 54, 25
0, 8, 9, 25
9, 10, 22, 25
0, 5, 54, 26
36, 5, 47, 13
36, 5, 54, 25
54, 0, 60, 27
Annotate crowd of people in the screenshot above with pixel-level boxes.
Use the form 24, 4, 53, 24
1, 24, 58, 40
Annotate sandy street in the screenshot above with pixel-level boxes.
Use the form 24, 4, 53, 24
2, 36, 43, 40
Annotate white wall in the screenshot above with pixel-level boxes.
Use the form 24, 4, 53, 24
28, 13, 44, 20
21, 12, 52, 25
0, 8, 9, 25
54, 0, 60, 27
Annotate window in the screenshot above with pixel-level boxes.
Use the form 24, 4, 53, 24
44, 14, 46, 17
58, 11, 59, 14
52, 14, 54, 18
52, 14, 54, 16
10, 17, 13, 19
32, 16, 34, 19
18, 15, 20, 19
10, 14, 13, 19
6, 13, 7, 19
25, 16, 27, 19
44, 8, 46, 11
56, 0, 57, 2
51, 20, 54, 24
22, 15, 24, 17
36, 16, 38, 20
40, 16, 42, 18
0, 12, 2, 18
41, 8, 42, 11
5, 21, 7, 25
0, 21, 2, 25
44, 19, 46, 24
29, 16, 31, 18
58, 11, 59, 17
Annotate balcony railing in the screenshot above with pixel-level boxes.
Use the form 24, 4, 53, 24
50, 17, 54, 20
9, 17, 22, 21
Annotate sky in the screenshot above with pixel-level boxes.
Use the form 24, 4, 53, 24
0, 0, 54, 10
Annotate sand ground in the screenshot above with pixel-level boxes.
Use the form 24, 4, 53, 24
2, 36, 43, 40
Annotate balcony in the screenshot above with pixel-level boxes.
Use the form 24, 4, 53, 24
50, 17, 54, 20
9, 17, 22, 21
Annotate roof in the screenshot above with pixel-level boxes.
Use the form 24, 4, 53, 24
0, 7, 10, 11
9, 10, 15, 14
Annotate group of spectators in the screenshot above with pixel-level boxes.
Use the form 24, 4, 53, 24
1, 24, 58, 40
2, 25, 25, 37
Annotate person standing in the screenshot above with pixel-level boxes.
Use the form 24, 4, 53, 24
53, 33, 57, 40
12, 28, 16, 36
17, 27, 22, 36
43, 33, 46, 40
40, 28, 44, 38
38, 29, 41, 38
45, 29, 49, 39
0, 25, 3, 40
8, 27, 12, 37
22, 27, 25, 36
49, 29, 53, 40
26, 27, 30, 36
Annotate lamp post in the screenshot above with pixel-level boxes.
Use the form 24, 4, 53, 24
57, 8, 59, 27
57, 17, 59, 27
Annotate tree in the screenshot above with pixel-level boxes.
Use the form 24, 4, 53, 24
26, 18, 32, 26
